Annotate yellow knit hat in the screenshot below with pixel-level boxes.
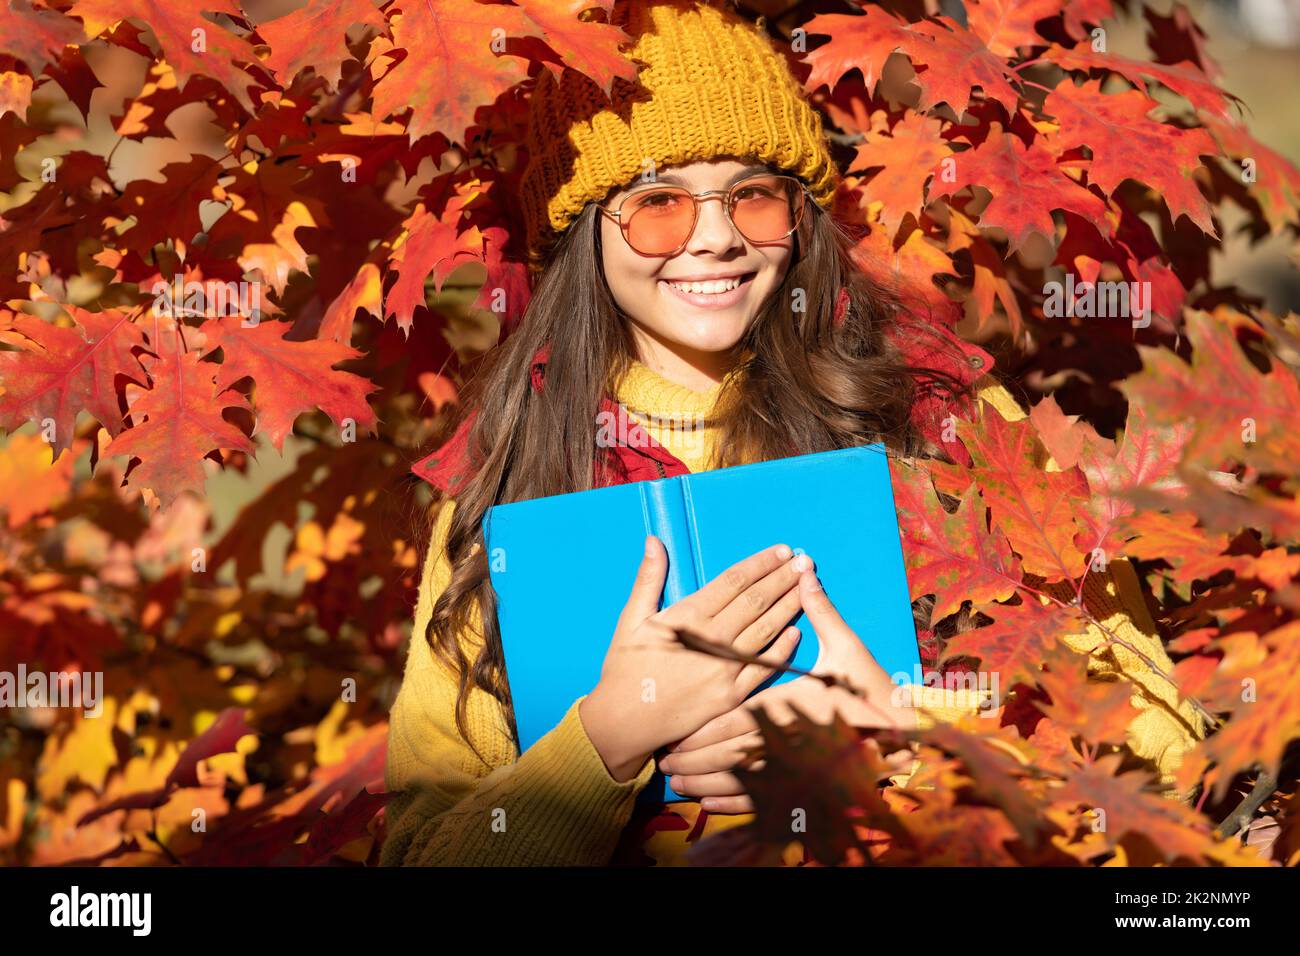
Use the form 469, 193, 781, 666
518, 0, 839, 266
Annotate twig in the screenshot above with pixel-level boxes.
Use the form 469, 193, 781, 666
671, 624, 869, 700
1215, 768, 1278, 840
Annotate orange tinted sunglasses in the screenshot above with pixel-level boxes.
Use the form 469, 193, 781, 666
598, 173, 809, 257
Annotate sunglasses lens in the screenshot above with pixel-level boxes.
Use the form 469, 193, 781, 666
615, 176, 805, 255
623, 187, 696, 255
731, 175, 803, 243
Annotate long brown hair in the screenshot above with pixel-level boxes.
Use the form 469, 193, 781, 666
424, 195, 974, 764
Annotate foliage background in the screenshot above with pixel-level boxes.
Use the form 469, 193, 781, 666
0, 0, 1298, 865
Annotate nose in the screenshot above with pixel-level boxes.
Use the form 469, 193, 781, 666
683, 193, 744, 257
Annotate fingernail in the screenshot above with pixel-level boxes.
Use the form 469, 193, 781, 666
806, 573, 823, 591
700, 799, 718, 810
792, 554, 812, 572
775, 543, 792, 559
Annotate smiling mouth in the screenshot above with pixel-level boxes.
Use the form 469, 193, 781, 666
661, 272, 756, 296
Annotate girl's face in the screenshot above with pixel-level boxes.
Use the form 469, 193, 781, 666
599, 158, 795, 386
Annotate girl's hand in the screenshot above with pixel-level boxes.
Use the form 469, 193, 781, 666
657, 566, 917, 811
579, 537, 808, 782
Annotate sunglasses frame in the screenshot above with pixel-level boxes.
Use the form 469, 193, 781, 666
597, 172, 811, 258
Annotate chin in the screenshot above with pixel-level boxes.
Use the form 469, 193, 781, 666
664, 314, 752, 353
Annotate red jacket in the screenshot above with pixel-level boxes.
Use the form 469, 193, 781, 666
410, 313, 993, 491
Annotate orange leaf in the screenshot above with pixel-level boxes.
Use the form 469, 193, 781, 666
199, 315, 377, 450
961, 402, 1090, 581
103, 342, 254, 507
259, 0, 387, 89
892, 460, 1021, 620
370, 0, 539, 144
69, 0, 263, 111
0, 307, 148, 459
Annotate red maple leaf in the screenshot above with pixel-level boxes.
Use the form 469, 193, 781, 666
199, 315, 378, 450
892, 460, 1023, 620
258, 0, 387, 90
68, 0, 266, 111
103, 337, 254, 506
1044, 80, 1217, 235
385, 186, 492, 333
959, 401, 1092, 581
0, 0, 86, 76
0, 306, 148, 459
516, 0, 636, 95
930, 124, 1108, 251
370, 0, 540, 144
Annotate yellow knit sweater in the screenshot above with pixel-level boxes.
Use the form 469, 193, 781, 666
381, 361, 1205, 866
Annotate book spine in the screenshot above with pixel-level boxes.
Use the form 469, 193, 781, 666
642, 476, 699, 608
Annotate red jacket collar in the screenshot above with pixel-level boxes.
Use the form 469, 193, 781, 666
411, 343, 690, 494
411, 306, 992, 491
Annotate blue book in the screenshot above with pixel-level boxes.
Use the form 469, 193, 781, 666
481, 444, 920, 803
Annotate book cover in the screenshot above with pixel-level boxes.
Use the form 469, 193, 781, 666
482, 444, 920, 803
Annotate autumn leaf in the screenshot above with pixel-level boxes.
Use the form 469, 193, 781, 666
68, 0, 265, 111
1044, 41, 1240, 120
319, 262, 383, 344
959, 401, 1091, 581
963, 0, 1068, 57
896, 801, 1022, 865
237, 200, 318, 298
916, 723, 1053, 851
728, 706, 905, 865
114, 155, 226, 256
167, 707, 255, 789
515, 0, 636, 94
0, 307, 149, 459
370, 0, 539, 144
891, 460, 1022, 620
0, 71, 33, 119
906, 16, 1023, 117
1055, 754, 1216, 862
0, 0, 86, 76
1043, 80, 1218, 236
1122, 308, 1300, 477
849, 112, 951, 234
385, 193, 490, 333
806, 8, 1022, 118
258, 0, 387, 89
802, 6, 913, 96
1029, 393, 1190, 559
1033, 650, 1141, 745
103, 343, 254, 507
940, 597, 1082, 689
1190, 621, 1300, 801
1201, 110, 1300, 235
930, 124, 1108, 251
947, 206, 1024, 337
199, 315, 377, 449
0, 431, 75, 526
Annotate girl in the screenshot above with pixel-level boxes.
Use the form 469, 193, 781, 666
382, 0, 1203, 867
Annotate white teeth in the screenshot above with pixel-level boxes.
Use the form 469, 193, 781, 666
667, 276, 743, 295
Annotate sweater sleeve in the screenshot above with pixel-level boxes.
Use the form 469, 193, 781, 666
889, 378, 1206, 798
381, 499, 657, 866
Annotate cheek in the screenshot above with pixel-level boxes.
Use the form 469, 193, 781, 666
600, 218, 655, 310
